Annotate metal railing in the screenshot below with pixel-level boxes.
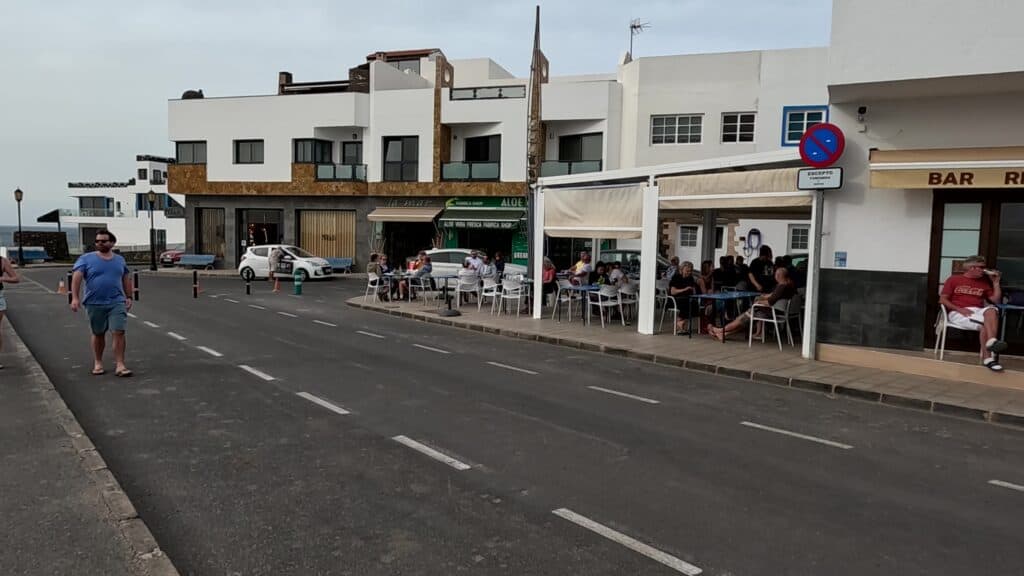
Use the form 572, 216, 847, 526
441, 162, 500, 181
315, 164, 367, 181
540, 160, 603, 177
60, 208, 116, 218
450, 85, 527, 100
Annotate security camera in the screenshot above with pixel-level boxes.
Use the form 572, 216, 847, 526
857, 106, 867, 115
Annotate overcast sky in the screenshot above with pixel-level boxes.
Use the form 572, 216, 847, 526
0, 0, 832, 225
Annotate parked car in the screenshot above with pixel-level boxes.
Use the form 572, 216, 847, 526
424, 248, 528, 277
598, 249, 672, 276
238, 245, 333, 281
159, 249, 185, 267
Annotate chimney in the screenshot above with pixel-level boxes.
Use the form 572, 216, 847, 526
278, 71, 293, 94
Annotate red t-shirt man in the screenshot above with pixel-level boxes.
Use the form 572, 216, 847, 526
941, 274, 994, 310
939, 255, 1005, 371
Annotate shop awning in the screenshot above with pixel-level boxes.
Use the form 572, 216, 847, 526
869, 146, 1024, 189
438, 209, 524, 229
366, 207, 443, 223
543, 184, 645, 239
657, 168, 810, 210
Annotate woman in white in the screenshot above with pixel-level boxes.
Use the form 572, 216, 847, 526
0, 255, 21, 369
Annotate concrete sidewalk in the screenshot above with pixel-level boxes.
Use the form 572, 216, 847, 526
348, 297, 1024, 429
0, 322, 178, 576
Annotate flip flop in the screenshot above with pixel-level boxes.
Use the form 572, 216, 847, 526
983, 358, 1004, 372
986, 338, 1009, 354
115, 369, 133, 378
91, 368, 105, 376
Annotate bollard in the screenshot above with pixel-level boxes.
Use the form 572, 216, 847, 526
133, 271, 140, 302
245, 277, 251, 296
293, 269, 303, 296
66, 270, 73, 305
192, 270, 199, 299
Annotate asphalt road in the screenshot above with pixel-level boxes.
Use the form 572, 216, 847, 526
5, 268, 1024, 575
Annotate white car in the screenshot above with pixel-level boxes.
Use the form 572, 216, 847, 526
424, 248, 528, 277
238, 245, 333, 281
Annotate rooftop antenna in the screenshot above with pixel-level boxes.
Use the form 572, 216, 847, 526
629, 18, 650, 58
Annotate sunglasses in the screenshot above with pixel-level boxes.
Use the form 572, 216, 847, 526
95, 239, 111, 244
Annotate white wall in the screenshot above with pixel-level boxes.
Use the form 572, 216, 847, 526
168, 92, 370, 182
543, 119, 606, 160
449, 58, 517, 85
829, 0, 1024, 87
366, 88, 435, 182
825, 91, 1024, 273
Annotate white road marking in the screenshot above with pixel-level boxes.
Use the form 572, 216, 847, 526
20, 274, 56, 294
313, 320, 338, 327
552, 508, 702, 575
248, 304, 266, 310
238, 365, 274, 381
225, 299, 239, 304
143, 321, 160, 328
196, 346, 223, 358
413, 344, 450, 354
487, 361, 538, 375
740, 421, 853, 450
989, 479, 1024, 493
166, 332, 187, 341
355, 330, 385, 339
587, 386, 660, 404
277, 311, 298, 318
392, 435, 471, 471
127, 312, 138, 319
296, 392, 350, 415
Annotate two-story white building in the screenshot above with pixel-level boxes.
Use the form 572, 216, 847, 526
60, 155, 185, 254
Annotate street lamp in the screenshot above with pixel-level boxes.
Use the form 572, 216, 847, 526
13, 188, 24, 267
147, 189, 157, 271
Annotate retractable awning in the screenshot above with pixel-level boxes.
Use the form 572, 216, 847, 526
657, 168, 810, 210
869, 147, 1024, 189
543, 184, 645, 239
366, 207, 442, 223
438, 209, 524, 229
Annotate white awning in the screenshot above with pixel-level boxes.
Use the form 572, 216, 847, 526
658, 168, 809, 210
366, 207, 442, 223
543, 184, 645, 239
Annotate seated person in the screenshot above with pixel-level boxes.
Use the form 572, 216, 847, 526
457, 260, 479, 303
570, 253, 593, 285
664, 256, 680, 281
590, 261, 610, 285
713, 255, 737, 289
398, 254, 432, 300
478, 254, 497, 281
940, 255, 1007, 371
734, 256, 749, 290
669, 261, 701, 333
709, 267, 796, 342
698, 260, 715, 295
608, 261, 627, 286
541, 257, 558, 305
366, 252, 381, 276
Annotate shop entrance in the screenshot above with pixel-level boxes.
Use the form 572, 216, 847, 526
928, 190, 1024, 354
384, 222, 435, 266
237, 209, 283, 265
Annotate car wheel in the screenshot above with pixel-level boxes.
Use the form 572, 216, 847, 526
297, 269, 310, 282
240, 267, 255, 281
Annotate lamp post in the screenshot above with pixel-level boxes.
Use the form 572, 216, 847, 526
147, 190, 157, 271
14, 188, 24, 267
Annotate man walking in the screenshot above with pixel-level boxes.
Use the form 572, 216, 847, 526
70, 230, 133, 377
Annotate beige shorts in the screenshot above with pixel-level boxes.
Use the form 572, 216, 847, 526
947, 306, 996, 331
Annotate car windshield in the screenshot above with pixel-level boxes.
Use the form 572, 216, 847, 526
285, 246, 315, 259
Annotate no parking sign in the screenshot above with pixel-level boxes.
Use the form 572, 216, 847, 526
798, 123, 845, 168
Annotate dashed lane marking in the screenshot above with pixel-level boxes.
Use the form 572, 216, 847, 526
313, 320, 338, 327
296, 392, 350, 415
413, 344, 450, 354
740, 421, 853, 450
587, 386, 660, 404
487, 361, 538, 375
392, 435, 471, 471
238, 365, 274, 381
355, 330, 385, 339
196, 346, 223, 358
167, 332, 187, 341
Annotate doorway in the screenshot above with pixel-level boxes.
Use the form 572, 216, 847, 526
927, 190, 1024, 354
238, 209, 283, 265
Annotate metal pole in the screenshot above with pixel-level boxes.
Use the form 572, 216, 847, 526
148, 201, 157, 271
246, 276, 251, 296
133, 271, 140, 302
16, 199, 24, 267
802, 189, 824, 360
66, 271, 73, 305
192, 270, 199, 299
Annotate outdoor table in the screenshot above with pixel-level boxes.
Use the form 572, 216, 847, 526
433, 275, 459, 317
558, 284, 599, 322
996, 303, 1024, 342
691, 291, 762, 339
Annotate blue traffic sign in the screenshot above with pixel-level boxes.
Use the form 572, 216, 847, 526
799, 123, 845, 168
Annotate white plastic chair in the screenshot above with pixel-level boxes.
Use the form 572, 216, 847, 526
552, 278, 582, 322
782, 292, 803, 345
617, 283, 638, 326
455, 275, 481, 310
655, 279, 681, 335
481, 278, 501, 314
588, 285, 621, 327
407, 274, 431, 305
934, 303, 982, 360
497, 279, 525, 317
364, 273, 387, 303
748, 299, 790, 350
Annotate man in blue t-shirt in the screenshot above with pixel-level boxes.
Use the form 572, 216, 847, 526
71, 229, 133, 377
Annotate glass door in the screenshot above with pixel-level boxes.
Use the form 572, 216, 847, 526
996, 203, 1024, 353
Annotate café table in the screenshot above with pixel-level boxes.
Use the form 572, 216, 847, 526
996, 303, 1024, 342
690, 291, 763, 339
557, 284, 599, 323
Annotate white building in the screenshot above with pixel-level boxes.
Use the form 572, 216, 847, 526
61, 155, 185, 253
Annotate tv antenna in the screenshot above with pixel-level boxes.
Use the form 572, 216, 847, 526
629, 19, 650, 57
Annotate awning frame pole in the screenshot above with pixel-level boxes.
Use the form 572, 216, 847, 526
637, 181, 659, 335
532, 187, 546, 319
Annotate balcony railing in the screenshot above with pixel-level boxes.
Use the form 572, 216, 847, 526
316, 164, 367, 181
441, 162, 500, 181
450, 85, 527, 100
60, 208, 116, 218
164, 206, 185, 218
540, 160, 603, 178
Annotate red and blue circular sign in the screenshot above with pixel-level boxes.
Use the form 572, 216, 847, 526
798, 123, 845, 168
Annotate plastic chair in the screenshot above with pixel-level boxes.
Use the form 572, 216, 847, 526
617, 283, 638, 326
655, 279, 680, 335
364, 273, 387, 303
481, 278, 501, 314
407, 275, 431, 305
552, 278, 582, 322
588, 285, 621, 327
455, 276, 481, 310
497, 279, 525, 317
933, 303, 982, 360
748, 299, 789, 350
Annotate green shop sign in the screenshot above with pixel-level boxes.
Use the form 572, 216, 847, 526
445, 197, 527, 209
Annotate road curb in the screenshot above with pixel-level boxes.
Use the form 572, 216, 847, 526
5, 323, 181, 576
346, 300, 1024, 431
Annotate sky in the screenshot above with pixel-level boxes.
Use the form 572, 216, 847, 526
0, 0, 832, 225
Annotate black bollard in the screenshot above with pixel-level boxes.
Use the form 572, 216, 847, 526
245, 277, 251, 296
66, 270, 73, 305
192, 270, 199, 299
133, 271, 140, 302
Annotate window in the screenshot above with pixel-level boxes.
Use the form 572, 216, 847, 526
558, 133, 602, 162
382, 136, 418, 181
715, 226, 724, 249
390, 59, 420, 75
651, 114, 702, 145
464, 135, 501, 162
722, 112, 755, 143
782, 106, 828, 145
234, 140, 264, 164
342, 142, 363, 165
175, 141, 207, 164
789, 224, 810, 251
138, 168, 148, 181
136, 193, 169, 212
679, 225, 698, 247
293, 139, 332, 164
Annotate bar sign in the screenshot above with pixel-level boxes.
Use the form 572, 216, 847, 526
798, 167, 843, 190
